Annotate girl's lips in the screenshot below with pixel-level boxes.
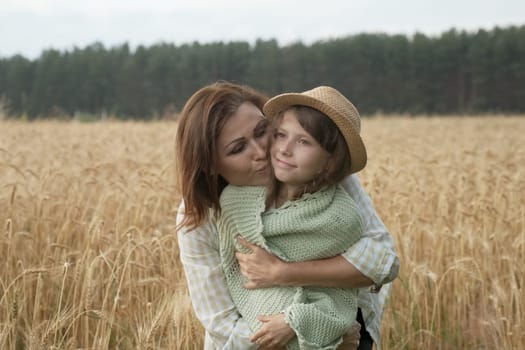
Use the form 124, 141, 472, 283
274, 157, 296, 169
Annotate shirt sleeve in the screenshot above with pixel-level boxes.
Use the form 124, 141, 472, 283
176, 201, 257, 350
339, 174, 400, 285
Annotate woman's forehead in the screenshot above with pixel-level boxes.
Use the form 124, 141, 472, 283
217, 107, 261, 144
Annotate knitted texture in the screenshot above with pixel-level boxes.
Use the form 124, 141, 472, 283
217, 185, 363, 350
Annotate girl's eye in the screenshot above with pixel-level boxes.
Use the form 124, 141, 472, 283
298, 138, 311, 145
274, 131, 286, 138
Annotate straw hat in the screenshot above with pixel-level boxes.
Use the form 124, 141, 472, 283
263, 86, 367, 174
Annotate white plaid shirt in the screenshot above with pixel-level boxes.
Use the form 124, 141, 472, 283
177, 174, 399, 349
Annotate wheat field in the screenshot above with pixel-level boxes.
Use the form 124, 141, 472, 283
0, 116, 523, 349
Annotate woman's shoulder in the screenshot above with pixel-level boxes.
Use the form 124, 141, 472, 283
339, 174, 363, 194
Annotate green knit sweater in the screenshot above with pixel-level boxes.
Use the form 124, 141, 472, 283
217, 185, 363, 350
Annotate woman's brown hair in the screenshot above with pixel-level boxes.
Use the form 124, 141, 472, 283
175, 81, 268, 230
266, 105, 352, 206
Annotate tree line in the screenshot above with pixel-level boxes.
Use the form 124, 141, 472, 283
1, 25, 524, 119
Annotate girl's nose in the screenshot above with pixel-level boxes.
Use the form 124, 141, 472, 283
279, 140, 292, 156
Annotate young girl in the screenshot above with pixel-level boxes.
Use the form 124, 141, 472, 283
216, 86, 367, 350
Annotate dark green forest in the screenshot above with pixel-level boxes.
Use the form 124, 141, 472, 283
1, 25, 524, 119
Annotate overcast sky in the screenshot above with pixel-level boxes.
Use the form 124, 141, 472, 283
1, 0, 524, 59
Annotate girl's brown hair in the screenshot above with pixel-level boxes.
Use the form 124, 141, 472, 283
266, 106, 352, 206
175, 81, 268, 230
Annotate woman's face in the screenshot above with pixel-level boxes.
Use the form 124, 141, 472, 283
215, 102, 271, 186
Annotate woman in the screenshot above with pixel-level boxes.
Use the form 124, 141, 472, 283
175, 81, 399, 350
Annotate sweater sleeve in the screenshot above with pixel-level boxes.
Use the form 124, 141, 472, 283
339, 174, 400, 285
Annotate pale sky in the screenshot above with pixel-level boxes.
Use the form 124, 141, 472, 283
1, 0, 524, 59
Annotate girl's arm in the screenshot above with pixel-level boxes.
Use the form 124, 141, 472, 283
177, 202, 257, 349
236, 174, 400, 289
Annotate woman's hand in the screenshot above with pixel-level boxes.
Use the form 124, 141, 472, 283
337, 321, 361, 350
250, 313, 295, 349
236, 237, 285, 289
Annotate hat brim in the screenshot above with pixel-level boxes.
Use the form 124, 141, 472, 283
263, 93, 367, 174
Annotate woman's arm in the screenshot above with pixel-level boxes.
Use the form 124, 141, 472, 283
176, 202, 257, 349
237, 237, 373, 289
236, 174, 399, 289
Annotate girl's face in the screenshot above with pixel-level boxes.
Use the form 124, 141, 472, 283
271, 110, 331, 189
215, 102, 271, 186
